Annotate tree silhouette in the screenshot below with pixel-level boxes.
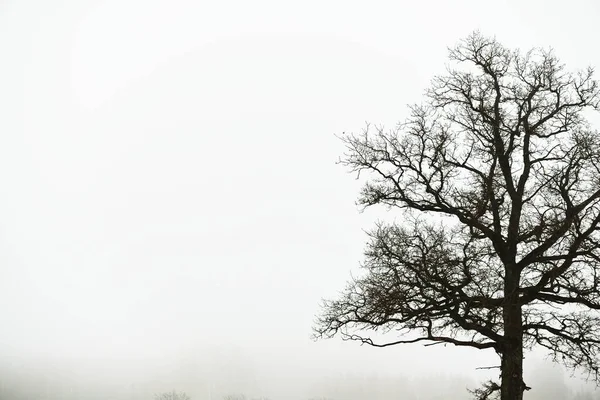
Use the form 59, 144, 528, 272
222, 395, 246, 400
154, 390, 191, 400
314, 31, 600, 400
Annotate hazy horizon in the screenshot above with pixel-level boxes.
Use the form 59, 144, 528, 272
2, 0, 600, 398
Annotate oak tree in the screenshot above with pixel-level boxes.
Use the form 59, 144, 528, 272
314, 32, 600, 400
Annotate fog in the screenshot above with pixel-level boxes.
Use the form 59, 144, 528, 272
1, 0, 600, 399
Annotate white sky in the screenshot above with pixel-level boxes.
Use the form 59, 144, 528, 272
1, 0, 600, 398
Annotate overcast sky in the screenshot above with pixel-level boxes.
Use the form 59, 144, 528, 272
1, 0, 600, 398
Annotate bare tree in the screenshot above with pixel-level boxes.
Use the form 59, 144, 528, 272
154, 390, 191, 400
314, 31, 600, 400
222, 395, 246, 400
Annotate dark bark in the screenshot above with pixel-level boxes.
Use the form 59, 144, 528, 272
500, 345, 524, 400
501, 268, 525, 400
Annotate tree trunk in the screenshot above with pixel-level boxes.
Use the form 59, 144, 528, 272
501, 268, 525, 400
500, 333, 524, 400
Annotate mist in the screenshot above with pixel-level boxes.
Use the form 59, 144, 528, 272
2, 0, 600, 399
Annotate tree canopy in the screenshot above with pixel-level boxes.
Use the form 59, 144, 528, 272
314, 31, 600, 400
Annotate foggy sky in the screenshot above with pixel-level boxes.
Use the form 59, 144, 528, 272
1, 0, 600, 399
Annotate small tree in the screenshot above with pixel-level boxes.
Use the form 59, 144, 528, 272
154, 390, 191, 400
314, 31, 600, 400
222, 395, 246, 400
